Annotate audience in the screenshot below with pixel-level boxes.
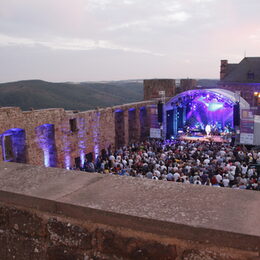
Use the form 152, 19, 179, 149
76, 139, 260, 191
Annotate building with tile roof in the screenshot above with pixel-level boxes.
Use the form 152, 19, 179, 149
219, 57, 260, 112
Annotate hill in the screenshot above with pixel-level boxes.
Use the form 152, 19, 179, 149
0, 79, 219, 111
0, 80, 144, 111
197, 79, 219, 87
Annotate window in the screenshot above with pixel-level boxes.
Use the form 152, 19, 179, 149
247, 72, 255, 80
3, 135, 13, 161
69, 118, 77, 132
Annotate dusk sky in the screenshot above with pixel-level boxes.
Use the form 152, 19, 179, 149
0, 0, 260, 82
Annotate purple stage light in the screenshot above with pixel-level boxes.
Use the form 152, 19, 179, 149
115, 109, 123, 113
181, 91, 234, 130
165, 88, 250, 138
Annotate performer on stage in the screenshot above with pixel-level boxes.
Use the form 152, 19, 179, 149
205, 124, 211, 136
186, 126, 190, 135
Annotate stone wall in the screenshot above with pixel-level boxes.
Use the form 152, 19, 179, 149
219, 83, 260, 109
0, 101, 153, 169
220, 60, 228, 80
144, 79, 176, 100
0, 203, 179, 260
0, 162, 259, 260
180, 79, 197, 92
220, 83, 260, 106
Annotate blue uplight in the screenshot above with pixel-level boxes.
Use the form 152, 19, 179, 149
35, 124, 57, 167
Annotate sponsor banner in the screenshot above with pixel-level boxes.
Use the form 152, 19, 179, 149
240, 109, 254, 134
150, 128, 161, 138
240, 133, 254, 145
240, 120, 254, 133
255, 115, 260, 123
241, 109, 254, 120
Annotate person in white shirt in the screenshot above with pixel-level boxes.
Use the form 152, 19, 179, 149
205, 124, 211, 136
215, 173, 223, 183
222, 176, 230, 187
173, 172, 180, 181
241, 164, 248, 175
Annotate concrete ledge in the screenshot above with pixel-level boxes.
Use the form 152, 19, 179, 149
0, 162, 260, 258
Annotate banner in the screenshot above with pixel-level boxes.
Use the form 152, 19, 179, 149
240, 109, 254, 144
150, 128, 161, 138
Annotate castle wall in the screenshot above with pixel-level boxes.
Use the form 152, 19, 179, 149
0, 101, 153, 169
0, 162, 259, 260
180, 78, 197, 92
144, 79, 176, 100
219, 83, 260, 113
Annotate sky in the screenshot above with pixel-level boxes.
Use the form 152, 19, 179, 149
0, 0, 260, 82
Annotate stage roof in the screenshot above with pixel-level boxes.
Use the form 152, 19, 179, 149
166, 88, 250, 110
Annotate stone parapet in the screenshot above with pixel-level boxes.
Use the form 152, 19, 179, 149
0, 162, 259, 259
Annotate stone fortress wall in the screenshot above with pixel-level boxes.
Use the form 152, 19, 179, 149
144, 79, 176, 100
0, 163, 259, 260
0, 79, 198, 169
0, 79, 260, 259
0, 101, 154, 169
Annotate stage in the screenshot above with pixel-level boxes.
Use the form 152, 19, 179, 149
164, 89, 250, 140
180, 134, 228, 143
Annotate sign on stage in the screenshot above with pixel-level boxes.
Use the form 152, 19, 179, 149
150, 128, 161, 139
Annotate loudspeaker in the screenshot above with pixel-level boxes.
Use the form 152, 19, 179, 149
157, 101, 163, 123
75, 157, 81, 168
233, 102, 240, 126
230, 136, 236, 146
166, 109, 174, 139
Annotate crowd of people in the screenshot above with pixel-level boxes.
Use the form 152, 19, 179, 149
77, 139, 260, 191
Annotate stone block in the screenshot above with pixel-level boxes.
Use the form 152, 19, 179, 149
95, 229, 177, 260
8, 207, 46, 238
6, 233, 45, 260
47, 218, 92, 250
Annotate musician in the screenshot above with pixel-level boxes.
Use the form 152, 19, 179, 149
205, 124, 211, 136
186, 126, 190, 135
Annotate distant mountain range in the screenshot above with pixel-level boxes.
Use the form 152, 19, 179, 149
0, 79, 218, 111
0, 80, 144, 111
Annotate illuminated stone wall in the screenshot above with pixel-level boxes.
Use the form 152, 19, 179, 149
0, 101, 153, 169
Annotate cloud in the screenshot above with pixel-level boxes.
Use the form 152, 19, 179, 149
249, 34, 258, 39
191, 0, 215, 3
157, 12, 191, 22
107, 21, 147, 31
162, 1, 183, 12
249, 29, 260, 42
107, 11, 191, 31
85, 0, 113, 11
0, 33, 164, 56
1, 0, 259, 82
0, 34, 36, 47
122, 0, 134, 5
